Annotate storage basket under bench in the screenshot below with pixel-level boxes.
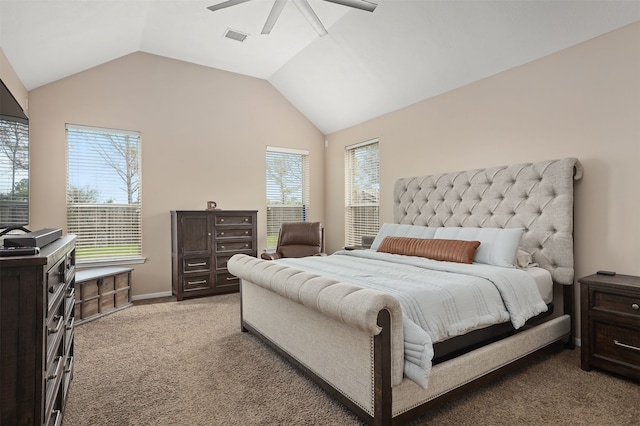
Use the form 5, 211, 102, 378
75, 266, 133, 324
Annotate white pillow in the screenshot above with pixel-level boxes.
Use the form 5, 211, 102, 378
370, 223, 437, 251
433, 227, 524, 268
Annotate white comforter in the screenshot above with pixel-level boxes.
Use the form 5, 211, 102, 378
276, 250, 548, 389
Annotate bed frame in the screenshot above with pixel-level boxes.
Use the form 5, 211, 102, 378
229, 157, 583, 425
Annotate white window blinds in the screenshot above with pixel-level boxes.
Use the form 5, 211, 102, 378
266, 146, 309, 249
66, 124, 142, 262
345, 139, 379, 247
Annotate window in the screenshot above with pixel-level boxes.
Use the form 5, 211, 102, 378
0, 115, 29, 228
345, 139, 379, 246
66, 124, 142, 263
266, 146, 309, 249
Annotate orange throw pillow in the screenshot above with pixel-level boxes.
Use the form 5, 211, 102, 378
377, 237, 481, 264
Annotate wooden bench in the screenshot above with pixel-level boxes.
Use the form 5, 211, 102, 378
74, 266, 133, 325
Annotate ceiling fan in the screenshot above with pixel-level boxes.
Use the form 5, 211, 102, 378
207, 0, 378, 37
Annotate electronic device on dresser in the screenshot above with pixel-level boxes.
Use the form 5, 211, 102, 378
3, 227, 63, 248
0, 234, 76, 425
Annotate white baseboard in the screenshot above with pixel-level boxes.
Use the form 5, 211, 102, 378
131, 291, 173, 301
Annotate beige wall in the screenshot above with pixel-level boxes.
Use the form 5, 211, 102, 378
26, 52, 325, 297
4, 22, 639, 321
325, 22, 640, 337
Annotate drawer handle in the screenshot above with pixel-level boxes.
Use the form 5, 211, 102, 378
48, 316, 64, 335
245, 231, 249, 235
220, 232, 225, 236
220, 218, 225, 222
226, 276, 236, 281
47, 357, 62, 380
220, 246, 225, 250
632, 303, 639, 310
187, 280, 207, 285
187, 262, 207, 267
244, 218, 248, 222
614, 340, 640, 352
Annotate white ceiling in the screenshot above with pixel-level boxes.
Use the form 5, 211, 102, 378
1, 0, 639, 134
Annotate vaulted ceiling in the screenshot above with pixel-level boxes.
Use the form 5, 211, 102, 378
1, 0, 639, 134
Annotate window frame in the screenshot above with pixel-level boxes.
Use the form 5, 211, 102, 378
66, 124, 144, 266
265, 146, 310, 250
345, 139, 379, 247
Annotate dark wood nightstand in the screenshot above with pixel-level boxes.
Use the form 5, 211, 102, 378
579, 273, 640, 380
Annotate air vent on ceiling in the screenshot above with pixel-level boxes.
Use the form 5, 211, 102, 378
224, 28, 248, 42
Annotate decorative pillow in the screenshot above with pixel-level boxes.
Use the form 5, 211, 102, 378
377, 237, 481, 264
370, 223, 437, 251
433, 227, 523, 268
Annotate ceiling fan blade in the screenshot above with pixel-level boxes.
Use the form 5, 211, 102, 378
262, 0, 287, 34
292, 0, 328, 36
207, 0, 253, 12
323, 0, 377, 12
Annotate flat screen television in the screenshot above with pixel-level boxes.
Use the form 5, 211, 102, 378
0, 78, 29, 234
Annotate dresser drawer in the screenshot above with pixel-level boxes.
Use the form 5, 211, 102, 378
592, 320, 640, 367
215, 254, 236, 270
47, 257, 67, 314
182, 256, 211, 272
215, 228, 253, 239
216, 240, 254, 252
215, 215, 253, 226
182, 274, 213, 292
46, 314, 65, 369
44, 355, 64, 425
216, 272, 240, 287
592, 290, 640, 318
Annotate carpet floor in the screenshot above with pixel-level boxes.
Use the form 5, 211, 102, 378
63, 293, 639, 425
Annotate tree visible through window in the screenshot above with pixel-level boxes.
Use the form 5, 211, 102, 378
0, 116, 29, 227
345, 139, 379, 247
66, 124, 142, 262
266, 146, 309, 249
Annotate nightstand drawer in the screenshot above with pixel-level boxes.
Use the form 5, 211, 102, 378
592, 290, 640, 318
592, 321, 640, 366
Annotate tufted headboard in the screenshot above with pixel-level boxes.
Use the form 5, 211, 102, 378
393, 158, 582, 285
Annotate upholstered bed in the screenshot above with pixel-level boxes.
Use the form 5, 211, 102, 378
228, 157, 582, 425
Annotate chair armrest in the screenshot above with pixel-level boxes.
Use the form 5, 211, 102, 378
261, 252, 282, 260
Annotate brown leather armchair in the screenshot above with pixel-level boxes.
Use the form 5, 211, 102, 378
261, 222, 325, 260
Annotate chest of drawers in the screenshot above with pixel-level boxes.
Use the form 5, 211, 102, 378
579, 273, 640, 380
0, 235, 76, 425
171, 210, 257, 300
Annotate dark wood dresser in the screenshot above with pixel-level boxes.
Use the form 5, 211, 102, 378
579, 273, 640, 380
171, 210, 257, 301
0, 235, 76, 425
